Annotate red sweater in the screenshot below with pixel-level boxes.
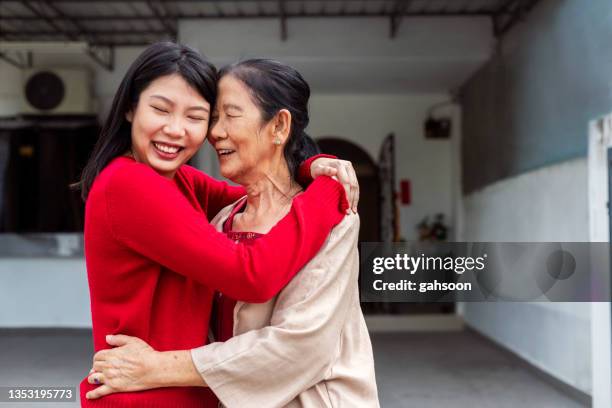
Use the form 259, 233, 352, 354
80, 156, 347, 407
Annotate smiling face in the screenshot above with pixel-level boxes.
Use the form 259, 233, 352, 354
127, 73, 211, 179
208, 75, 281, 185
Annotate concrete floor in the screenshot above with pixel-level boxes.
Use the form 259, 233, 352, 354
0, 329, 587, 408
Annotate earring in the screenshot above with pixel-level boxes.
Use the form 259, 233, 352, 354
274, 137, 282, 145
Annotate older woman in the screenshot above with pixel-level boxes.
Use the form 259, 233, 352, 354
78, 42, 360, 408
86, 59, 379, 407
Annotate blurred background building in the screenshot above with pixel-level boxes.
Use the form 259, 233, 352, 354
0, 1, 610, 407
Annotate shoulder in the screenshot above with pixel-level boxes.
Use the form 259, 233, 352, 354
93, 157, 170, 201
310, 213, 360, 261
328, 213, 360, 242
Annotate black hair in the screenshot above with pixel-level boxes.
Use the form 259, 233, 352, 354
78, 41, 217, 201
218, 59, 320, 186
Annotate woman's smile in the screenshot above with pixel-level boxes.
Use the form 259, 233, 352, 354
216, 148, 236, 159
152, 141, 184, 160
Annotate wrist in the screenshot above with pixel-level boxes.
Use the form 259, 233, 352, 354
145, 350, 170, 388
154, 350, 206, 388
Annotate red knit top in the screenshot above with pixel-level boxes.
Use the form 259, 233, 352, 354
79, 155, 346, 407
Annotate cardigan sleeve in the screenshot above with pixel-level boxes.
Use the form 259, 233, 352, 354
187, 168, 245, 219
103, 162, 348, 303
190, 215, 360, 408
187, 154, 337, 218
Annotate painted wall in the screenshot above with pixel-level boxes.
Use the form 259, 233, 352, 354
0, 258, 90, 327
457, 0, 604, 396
461, 0, 612, 193
459, 158, 591, 394
308, 94, 456, 241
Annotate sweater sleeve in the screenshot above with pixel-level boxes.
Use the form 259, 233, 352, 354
187, 168, 245, 219
297, 153, 337, 185
103, 162, 348, 303
190, 215, 360, 408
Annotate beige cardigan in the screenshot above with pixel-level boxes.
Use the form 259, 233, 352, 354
191, 199, 380, 408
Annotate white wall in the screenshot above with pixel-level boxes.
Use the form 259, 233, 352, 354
0, 258, 90, 327
308, 94, 455, 240
180, 17, 492, 93
458, 158, 592, 395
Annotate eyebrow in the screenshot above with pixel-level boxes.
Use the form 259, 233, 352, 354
150, 95, 209, 113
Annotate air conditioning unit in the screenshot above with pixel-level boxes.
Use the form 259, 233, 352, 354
21, 68, 94, 115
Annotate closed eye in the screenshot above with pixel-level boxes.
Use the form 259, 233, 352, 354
151, 105, 168, 113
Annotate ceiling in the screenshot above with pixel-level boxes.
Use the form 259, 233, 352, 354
1, 0, 541, 47
0, 0, 542, 93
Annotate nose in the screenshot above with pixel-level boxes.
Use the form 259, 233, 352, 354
208, 118, 226, 143
162, 116, 186, 138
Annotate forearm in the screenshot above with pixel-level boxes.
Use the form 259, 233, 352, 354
150, 350, 208, 388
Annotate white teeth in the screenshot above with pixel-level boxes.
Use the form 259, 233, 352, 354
154, 142, 180, 154
218, 149, 234, 155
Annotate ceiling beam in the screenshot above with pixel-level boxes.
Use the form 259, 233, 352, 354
146, 1, 177, 38
16, 1, 116, 71
492, 0, 541, 37
390, 0, 412, 39
0, 51, 28, 69
2, 10, 491, 22
2, 30, 167, 36
279, 0, 287, 41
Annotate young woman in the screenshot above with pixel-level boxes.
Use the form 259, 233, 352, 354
86, 59, 380, 407
78, 43, 359, 407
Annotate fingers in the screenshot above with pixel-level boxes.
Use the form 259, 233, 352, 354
342, 161, 359, 213
334, 164, 352, 214
93, 360, 108, 372
86, 384, 115, 400
88, 371, 105, 386
314, 164, 337, 177
352, 183, 360, 214
106, 334, 137, 347
93, 349, 112, 362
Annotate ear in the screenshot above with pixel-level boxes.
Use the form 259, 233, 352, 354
272, 109, 291, 144
125, 110, 134, 123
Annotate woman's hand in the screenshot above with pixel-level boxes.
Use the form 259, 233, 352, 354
86, 334, 158, 400
311, 157, 359, 213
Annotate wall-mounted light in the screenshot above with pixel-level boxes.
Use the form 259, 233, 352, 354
424, 101, 454, 139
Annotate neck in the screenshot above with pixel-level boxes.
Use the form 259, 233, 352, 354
241, 161, 301, 217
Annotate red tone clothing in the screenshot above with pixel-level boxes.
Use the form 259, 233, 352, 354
211, 197, 260, 343
80, 156, 347, 408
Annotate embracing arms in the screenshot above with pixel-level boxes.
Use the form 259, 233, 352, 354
86, 215, 361, 404
103, 160, 347, 303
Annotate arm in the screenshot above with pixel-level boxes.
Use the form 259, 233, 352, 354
105, 162, 348, 303
191, 215, 361, 408
86, 215, 360, 404
85, 336, 204, 400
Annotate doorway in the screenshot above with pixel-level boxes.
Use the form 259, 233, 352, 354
317, 137, 381, 243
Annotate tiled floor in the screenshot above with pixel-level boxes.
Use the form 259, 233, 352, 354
0, 329, 587, 407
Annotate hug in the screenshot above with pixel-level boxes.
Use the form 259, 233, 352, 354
78, 41, 379, 407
